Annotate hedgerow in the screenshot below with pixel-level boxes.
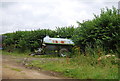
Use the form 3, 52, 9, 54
2, 7, 120, 54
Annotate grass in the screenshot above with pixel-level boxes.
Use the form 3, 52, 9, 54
11, 68, 22, 72
2, 50, 60, 58
2, 50, 119, 79
2, 50, 30, 57
3, 65, 22, 72
0, 50, 2, 54
27, 55, 119, 79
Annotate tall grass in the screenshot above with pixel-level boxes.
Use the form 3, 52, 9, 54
25, 46, 119, 79
27, 53, 118, 79
2, 46, 119, 79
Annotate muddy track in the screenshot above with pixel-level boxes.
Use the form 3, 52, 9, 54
2, 55, 66, 79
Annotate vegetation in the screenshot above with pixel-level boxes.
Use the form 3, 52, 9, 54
1, 7, 119, 79
12, 51, 117, 79
2, 7, 120, 55
11, 68, 22, 72
56, 26, 75, 38
2, 50, 118, 79
2, 29, 57, 52
72, 7, 120, 54
2, 50, 30, 57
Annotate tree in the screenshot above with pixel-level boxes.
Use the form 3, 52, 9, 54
72, 7, 120, 53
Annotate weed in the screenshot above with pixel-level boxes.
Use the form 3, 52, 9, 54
2, 50, 119, 79
26, 55, 118, 79
11, 68, 22, 72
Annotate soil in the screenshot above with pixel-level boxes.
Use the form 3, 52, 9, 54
2, 54, 66, 79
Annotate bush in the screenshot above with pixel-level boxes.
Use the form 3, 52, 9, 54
2, 7, 119, 55
72, 7, 120, 54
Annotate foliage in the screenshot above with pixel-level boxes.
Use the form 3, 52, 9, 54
72, 7, 120, 53
2, 7, 120, 54
56, 26, 75, 38
2, 29, 57, 52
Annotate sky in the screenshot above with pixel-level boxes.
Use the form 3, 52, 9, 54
0, 0, 119, 34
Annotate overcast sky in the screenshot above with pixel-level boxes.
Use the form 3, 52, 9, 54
0, 0, 119, 34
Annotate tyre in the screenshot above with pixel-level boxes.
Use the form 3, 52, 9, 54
59, 48, 69, 57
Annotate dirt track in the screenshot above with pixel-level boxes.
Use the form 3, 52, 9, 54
2, 55, 64, 79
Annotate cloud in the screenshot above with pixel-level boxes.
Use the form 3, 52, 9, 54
0, 0, 119, 34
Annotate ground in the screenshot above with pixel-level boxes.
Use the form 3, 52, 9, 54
2, 55, 65, 79
1, 53, 118, 79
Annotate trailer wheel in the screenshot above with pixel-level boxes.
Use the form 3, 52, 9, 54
59, 48, 69, 57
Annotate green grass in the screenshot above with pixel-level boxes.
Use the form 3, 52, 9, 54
2, 50, 30, 57
2, 50, 60, 58
27, 55, 118, 79
11, 68, 22, 72
2, 50, 119, 79
0, 50, 2, 54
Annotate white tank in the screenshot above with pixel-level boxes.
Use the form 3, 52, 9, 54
43, 36, 74, 45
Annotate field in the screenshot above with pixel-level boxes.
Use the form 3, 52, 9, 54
2, 51, 119, 79
1, 7, 120, 80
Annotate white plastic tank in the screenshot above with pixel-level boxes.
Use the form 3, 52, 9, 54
43, 36, 74, 45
